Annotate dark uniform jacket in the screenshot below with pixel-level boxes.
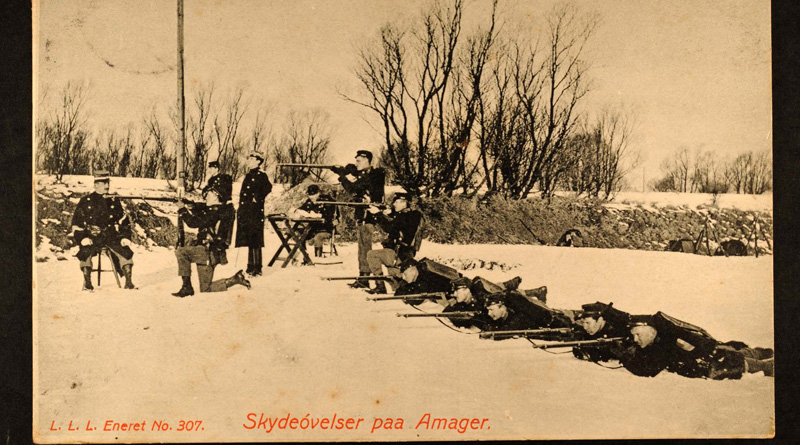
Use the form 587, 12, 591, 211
620, 312, 748, 380
180, 203, 235, 266
71, 192, 133, 261
337, 167, 385, 224
374, 207, 423, 253
298, 193, 336, 235
203, 173, 233, 203
235, 168, 272, 248
573, 302, 636, 362
442, 300, 491, 329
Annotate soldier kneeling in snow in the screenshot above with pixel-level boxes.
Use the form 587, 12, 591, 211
71, 170, 136, 291
621, 312, 774, 379
171, 185, 250, 297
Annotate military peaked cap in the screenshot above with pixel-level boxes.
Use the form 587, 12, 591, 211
355, 150, 373, 162
94, 170, 111, 182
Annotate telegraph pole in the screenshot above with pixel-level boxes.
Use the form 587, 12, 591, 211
176, 0, 186, 195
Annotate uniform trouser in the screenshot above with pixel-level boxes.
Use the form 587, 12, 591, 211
248, 248, 262, 268
357, 223, 375, 274
312, 232, 331, 248
366, 248, 402, 290
175, 245, 227, 292
79, 245, 134, 269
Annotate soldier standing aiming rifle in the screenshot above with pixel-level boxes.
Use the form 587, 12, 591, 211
70, 170, 136, 290
236, 151, 272, 276
172, 184, 250, 297
334, 150, 385, 288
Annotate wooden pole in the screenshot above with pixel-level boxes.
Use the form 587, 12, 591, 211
177, 0, 186, 194
176, 0, 187, 247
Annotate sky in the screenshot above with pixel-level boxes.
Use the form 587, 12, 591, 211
34, 0, 772, 188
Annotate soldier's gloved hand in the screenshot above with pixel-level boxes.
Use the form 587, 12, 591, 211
345, 174, 357, 182
367, 205, 381, 214
120, 238, 131, 247
382, 208, 392, 215
80, 238, 93, 246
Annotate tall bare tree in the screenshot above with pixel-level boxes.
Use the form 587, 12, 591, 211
37, 81, 91, 180
273, 109, 333, 186
214, 86, 249, 179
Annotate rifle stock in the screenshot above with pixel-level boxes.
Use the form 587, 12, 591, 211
479, 328, 575, 339
530, 337, 625, 350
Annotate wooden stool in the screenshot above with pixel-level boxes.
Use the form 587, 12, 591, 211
94, 247, 122, 288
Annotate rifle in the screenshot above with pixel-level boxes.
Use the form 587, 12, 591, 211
397, 311, 477, 319
322, 276, 395, 281
479, 327, 575, 339
318, 202, 388, 209
366, 292, 448, 301
277, 163, 359, 177
104, 194, 196, 205
529, 337, 625, 350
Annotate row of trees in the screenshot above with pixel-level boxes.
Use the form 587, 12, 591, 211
345, 0, 637, 199
36, 81, 333, 189
652, 146, 771, 194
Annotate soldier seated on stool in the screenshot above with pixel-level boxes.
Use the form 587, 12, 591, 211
172, 185, 251, 297
70, 170, 136, 290
364, 193, 423, 294
289, 184, 336, 258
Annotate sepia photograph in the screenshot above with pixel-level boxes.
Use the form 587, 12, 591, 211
32, 0, 773, 441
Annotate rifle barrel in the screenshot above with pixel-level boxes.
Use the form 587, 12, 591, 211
530, 337, 625, 350
105, 194, 181, 202
323, 276, 393, 281
479, 328, 574, 339
277, 163, 338, 169
366, 292, 447, 301
318, 202, 386, 207
397, 311, 476, 318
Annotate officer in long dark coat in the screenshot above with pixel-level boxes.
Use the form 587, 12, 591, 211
335, 150, 385, 287
70, 170, 135, 290
235, 151, 272, 276
202, 160, 233, 204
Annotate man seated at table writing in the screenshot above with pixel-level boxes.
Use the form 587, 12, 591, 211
289, 184, 336, 258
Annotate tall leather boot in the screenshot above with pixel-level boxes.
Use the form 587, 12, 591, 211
348, 272, 371, 289
246, 248, 255, 276
251, 249, 263, 276
81, 267, 94, 291
502, 276, 522, 290
523, 286, 548, 303
225, 270, 251, 290
122, 264, 136, 289
172, 276, 194, 298
745, 357, 774, 377
366, 280, 387, 295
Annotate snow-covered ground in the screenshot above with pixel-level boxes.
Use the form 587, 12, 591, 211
33, 237, 774, 441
